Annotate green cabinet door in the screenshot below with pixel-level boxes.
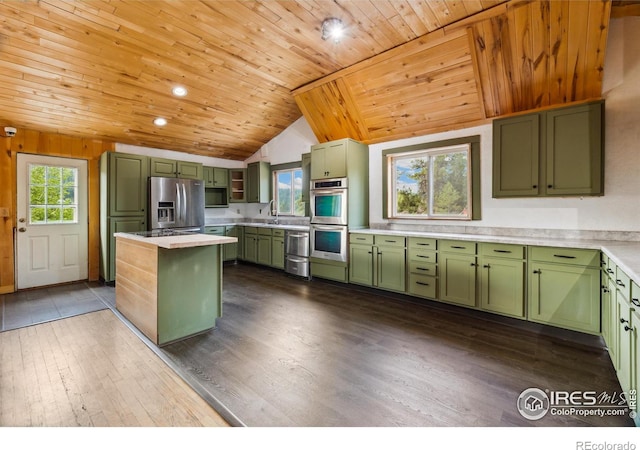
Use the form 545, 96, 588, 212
617, 294, 633, 394
149, 157, 177, 177
107, 216, 146, 282
224, 226, 238, 261
479, 257, 525, 318
632, 307, 640, 425
492, 113, 540, 197
607, 276, 619, 369
376, 246, 406, 292
247, 161, 271, 203
244, 234, 257, 263
203, 166, 215, 187
349, 244, 374, 286
601, 278, 612, 358
272, 236, 285, 269
108, 152, 148, 216
301, 152, 311, 215
311, 141, 347, 179
439, 253, 477, 307
257, 235, 272, 266
545, 102, 603, 196
528, 263, 601, 334
177, 161, 203, 180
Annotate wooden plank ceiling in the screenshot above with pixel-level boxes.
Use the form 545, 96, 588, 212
293, 0, 613, 144
0, 1, 622, 159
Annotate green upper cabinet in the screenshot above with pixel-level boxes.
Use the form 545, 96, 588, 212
228, 168, 246, 203
247, 161, 270, 203
311, 141, 347, 179
150, 157, 203, 180
104, 152, 148, 217
493, 113, 540, 197
203, 166, 228, 188
492, 100, 604, 198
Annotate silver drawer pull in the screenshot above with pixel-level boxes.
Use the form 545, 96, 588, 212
553, 254, 576, 259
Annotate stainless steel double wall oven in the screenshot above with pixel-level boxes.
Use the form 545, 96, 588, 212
310, 178, 348, 263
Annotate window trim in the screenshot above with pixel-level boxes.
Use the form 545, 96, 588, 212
271, 162, 304, 217
382, 135, 481, 221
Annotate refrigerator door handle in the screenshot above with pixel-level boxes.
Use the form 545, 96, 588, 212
181, 183, 187, 223
175, 183, 182, 222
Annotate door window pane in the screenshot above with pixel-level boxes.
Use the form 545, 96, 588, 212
28, 164, 78, 224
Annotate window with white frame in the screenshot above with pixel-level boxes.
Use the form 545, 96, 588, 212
386, 143, 472, 220
273, 168, 304, 216
28, 164, 78, 224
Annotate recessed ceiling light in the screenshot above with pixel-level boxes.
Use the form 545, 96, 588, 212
172, 86, 188, 97
321, 18, 344, 43
153, 117, 167, 127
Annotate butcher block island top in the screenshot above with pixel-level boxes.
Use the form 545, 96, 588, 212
114, 232, 237, 346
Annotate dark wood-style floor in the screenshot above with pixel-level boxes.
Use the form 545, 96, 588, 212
162, 264, 634, 427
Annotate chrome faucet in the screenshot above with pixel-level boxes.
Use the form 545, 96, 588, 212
267, 199, 279, 224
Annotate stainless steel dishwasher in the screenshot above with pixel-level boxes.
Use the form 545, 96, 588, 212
284, 229, 310, 279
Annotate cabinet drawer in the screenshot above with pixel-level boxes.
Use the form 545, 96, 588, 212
258, 227, 272, 236
615, 266, 631, 299
408, 261, 437, 276
272, 228, 285, 237
408, 249, 437, 263
408, 237, 437, 250
604, 257, 617, 279
529, 246, 599, 266
479, 243, 525, 259
244, 226, 258, 235
375, 235, 405, 247
350, 233, 374, 245
408, 274, 437, 299
203, 226, 225, 235
439, 239, 476, 254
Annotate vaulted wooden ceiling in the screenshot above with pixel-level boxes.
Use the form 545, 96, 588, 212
0, 1, 631, 160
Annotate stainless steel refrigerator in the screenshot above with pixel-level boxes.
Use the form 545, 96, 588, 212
149, 177, 204, 232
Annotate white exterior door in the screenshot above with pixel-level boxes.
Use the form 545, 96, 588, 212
16, 154, 88, 289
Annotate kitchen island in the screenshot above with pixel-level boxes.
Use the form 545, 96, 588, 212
114, 232, 237, 346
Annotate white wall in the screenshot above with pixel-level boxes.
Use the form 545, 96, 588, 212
366, 17, 640, 232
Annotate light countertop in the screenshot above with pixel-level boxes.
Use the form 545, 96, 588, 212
352, 228, 640, 284
206, 222, 310, 232
115, 232, 237, 249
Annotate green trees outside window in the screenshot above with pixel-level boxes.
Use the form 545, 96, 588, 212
29, 164, 78, 224
274, 168, 304, 216
389, 144, 471, 219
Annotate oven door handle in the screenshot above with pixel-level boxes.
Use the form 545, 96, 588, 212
312, 225, 345, 231
311, 188, 347, 195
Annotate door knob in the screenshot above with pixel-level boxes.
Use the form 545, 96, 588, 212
18, 227, 26, 232
19, 218, 25, 223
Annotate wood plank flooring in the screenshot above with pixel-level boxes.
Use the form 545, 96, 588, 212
161, 263, 634, 427
0, 309, 228, 427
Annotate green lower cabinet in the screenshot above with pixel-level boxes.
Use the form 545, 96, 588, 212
528, 262, 600, 334
272, 236, 285, 269
377, 246, 406, 292
607, 275, 619, 368
224, 226, 238, 261
408, 273, 437, 299
439, 253, 477, 307
311, 258, 348, 282
616, 294, 633, 395
479, 257, 525, 318
601, 277, 613, 360
632, 305, 640, 427
349, 244, 374, 286
257, 236, 272, 266
244, 234, 258, 263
